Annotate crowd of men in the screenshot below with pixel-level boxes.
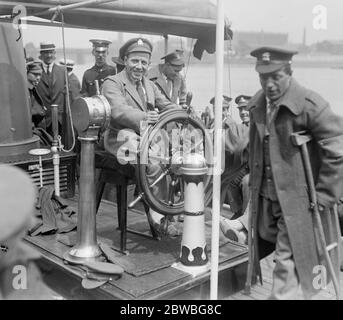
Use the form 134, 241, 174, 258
18, 36, 343, 300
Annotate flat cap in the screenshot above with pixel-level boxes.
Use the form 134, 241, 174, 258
26, 59, 43, 73
235, 95, 252, 108
209, 95, 232, 108
250, 46, 298, 74
161, 50, 185, 66
40, 42, 56, 52
119, 37, 153, 58
90, 39, 112, 50
0, 165, 36, 242
59, 58, 75, 68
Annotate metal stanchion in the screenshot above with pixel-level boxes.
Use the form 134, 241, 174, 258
172, 153, 210, 276
28, 148, 51, 187
51, 104, 60, 196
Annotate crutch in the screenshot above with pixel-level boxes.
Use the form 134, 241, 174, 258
291, 131, 342, 300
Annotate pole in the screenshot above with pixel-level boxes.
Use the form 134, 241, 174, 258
38, 155, 43, 187
51, 104, 60, 196
164, 35, 169, 55
210, 0, 224, 300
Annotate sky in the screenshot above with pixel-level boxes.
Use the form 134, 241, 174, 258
224, 0, 343, 44
17, 0, 343, 48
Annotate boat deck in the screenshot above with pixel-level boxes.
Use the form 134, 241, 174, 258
226, 254, 343, 300
25, 197, 249, 300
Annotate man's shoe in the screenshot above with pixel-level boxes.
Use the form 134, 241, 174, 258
219, 217, 247, 244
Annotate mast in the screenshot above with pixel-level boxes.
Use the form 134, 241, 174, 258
210, 0, 224, 300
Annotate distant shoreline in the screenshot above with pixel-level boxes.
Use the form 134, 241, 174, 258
188, 57, 343, 69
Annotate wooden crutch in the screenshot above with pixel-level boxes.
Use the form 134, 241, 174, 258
291, 131, 342, 300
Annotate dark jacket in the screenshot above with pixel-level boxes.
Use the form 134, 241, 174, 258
81, 63, 116, 97
28, 86, 46, 129
35, 63, 66, 127
248, 78, 343, 298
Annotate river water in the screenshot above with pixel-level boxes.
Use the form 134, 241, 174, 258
73, 63, 343, 122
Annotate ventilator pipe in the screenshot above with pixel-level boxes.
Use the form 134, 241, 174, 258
94, 80, 100, 96
64, 95, 111, 264
51, 104, 60, 196
0, 23, 39, 160
64, 128, 102, 263
172, 153, 210, 277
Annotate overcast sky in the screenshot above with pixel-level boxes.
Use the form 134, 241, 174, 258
21, 0, 343, 48
224, 0, 343, 44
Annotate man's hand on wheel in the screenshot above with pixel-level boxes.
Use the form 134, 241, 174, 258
146, 110, 159, 124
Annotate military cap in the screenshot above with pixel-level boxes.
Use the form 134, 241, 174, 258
119, 37, 153, 58
39, 42, 56, 52
26, 59, 43, 73
250, 46, 298, 74
0, 165, 36, 242
161, 50, 185, 66
235, 95, 251, 108
209, 95, 232, 107
90, 39, 112, 51
59, 58, 75, 69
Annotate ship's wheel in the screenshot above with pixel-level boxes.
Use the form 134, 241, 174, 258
134, 108, 213, 216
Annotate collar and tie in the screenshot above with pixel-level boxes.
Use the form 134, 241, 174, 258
166, 78, 173, 97
45, 64, 51, 75
266, 99, 278, 135
136, 80, 147, 108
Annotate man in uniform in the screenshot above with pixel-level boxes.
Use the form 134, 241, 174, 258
148, 50, 187, 105
244, 47, 343, 299
36, 43, 68, 146
81, 39, 116, 97
222, 95, 251, 219
101, 37, 181, 236
59, 58, 81, 104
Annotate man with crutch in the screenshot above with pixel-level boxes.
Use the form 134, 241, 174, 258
246, 46, 343, 299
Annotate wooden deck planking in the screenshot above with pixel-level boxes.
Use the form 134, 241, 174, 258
227, 253, 343, 300
26, 197, 248, 300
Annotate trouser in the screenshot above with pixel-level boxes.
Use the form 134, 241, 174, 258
223, 167, 249, 216
94, 149, 168, 215
258, 196, 300, 300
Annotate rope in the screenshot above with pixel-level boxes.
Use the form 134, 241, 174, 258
225, 33, 233, 116
184, 38, 194, 80
59, 11, 76, 152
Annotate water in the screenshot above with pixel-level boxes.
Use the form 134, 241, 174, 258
73, 63, 343, 122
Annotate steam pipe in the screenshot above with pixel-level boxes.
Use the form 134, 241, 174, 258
51, 104, 60, 196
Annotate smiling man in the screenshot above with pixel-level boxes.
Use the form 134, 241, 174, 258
101, 38, 181, 237
246, 47, 343, 299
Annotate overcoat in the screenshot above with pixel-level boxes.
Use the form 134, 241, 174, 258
148, 65, 187, 105
101, 70, 177, 160
248, 78, 343, 298
35, 63, 66, 127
